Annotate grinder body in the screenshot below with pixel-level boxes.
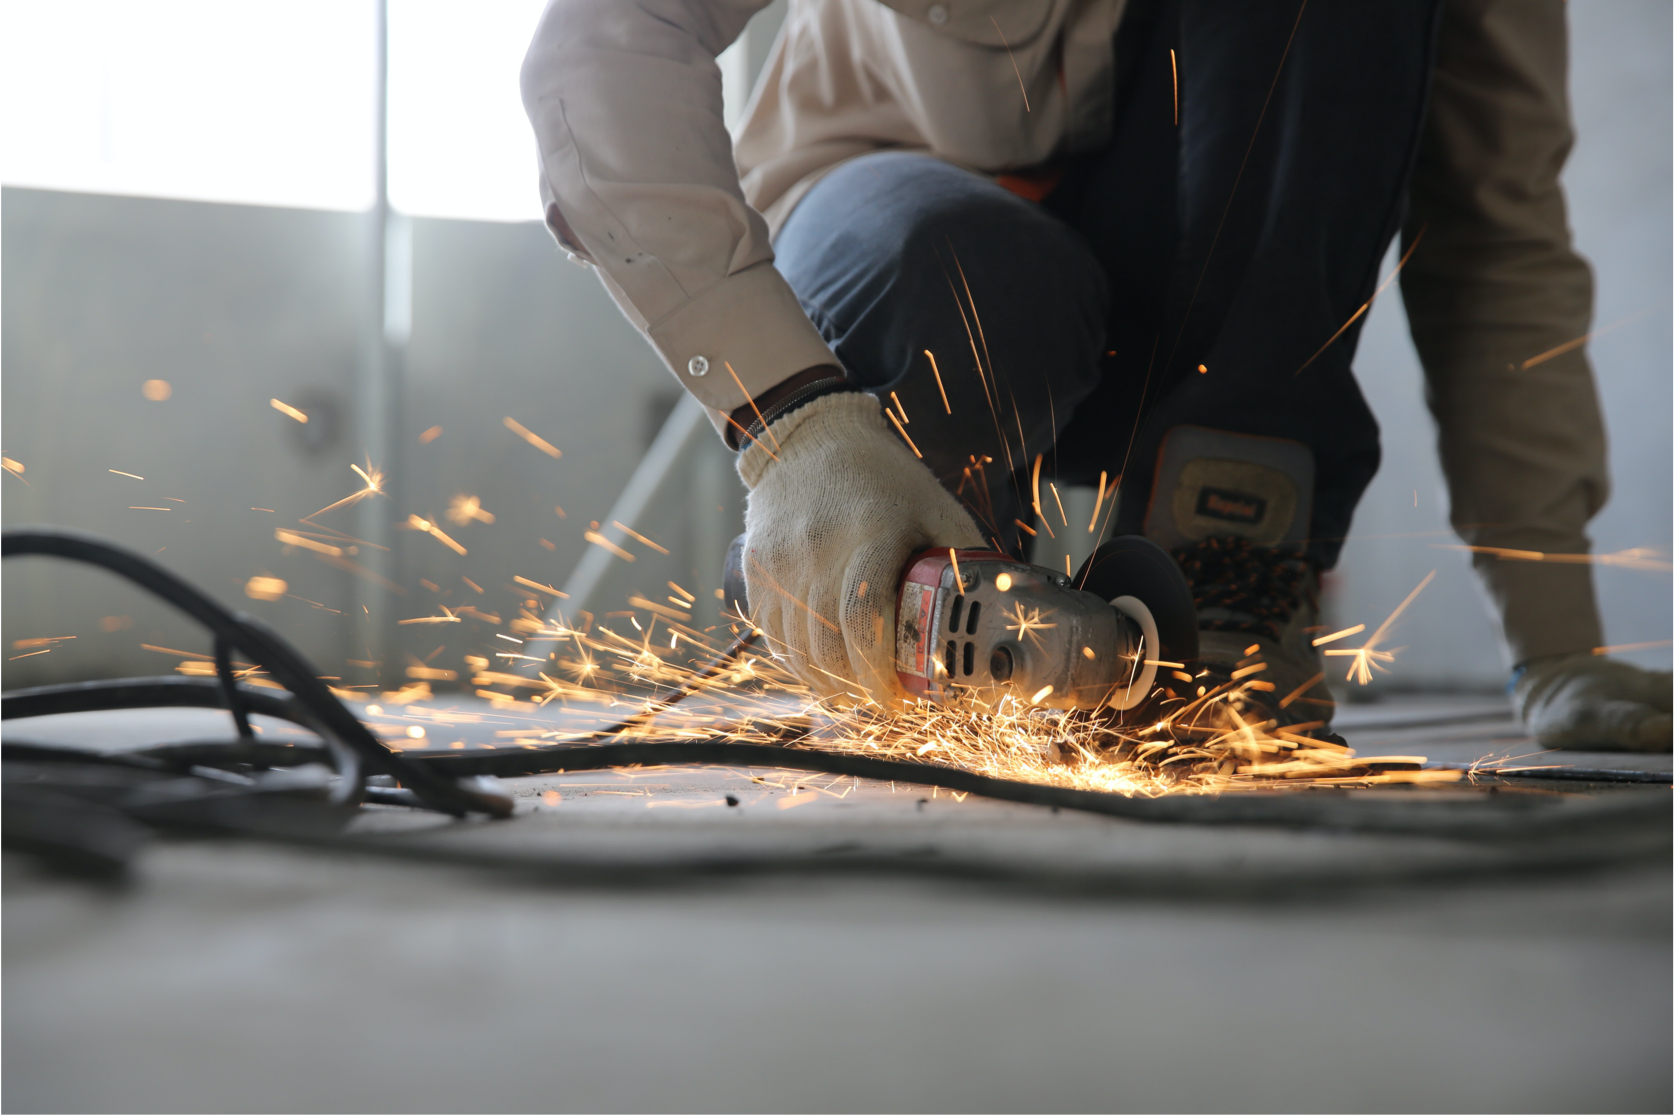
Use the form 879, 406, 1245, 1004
724, 533, 1197, 709
896, 549, 1164, 710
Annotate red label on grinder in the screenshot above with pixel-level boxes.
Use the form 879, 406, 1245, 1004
897, 581, 937, 678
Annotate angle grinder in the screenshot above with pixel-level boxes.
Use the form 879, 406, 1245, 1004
726, 535, 1199, 710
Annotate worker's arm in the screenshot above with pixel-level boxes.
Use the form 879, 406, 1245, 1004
519, 0, 840, 437
521, 0, 976, 701
1401, 0, 1668, 749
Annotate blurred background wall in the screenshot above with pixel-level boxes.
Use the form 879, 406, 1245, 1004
3, 0, 1667, 695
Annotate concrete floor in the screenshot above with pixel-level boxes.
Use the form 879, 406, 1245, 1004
5, 695, 1671, 1113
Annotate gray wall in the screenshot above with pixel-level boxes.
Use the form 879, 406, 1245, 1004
4, 0, 1666, 694
2, 189, 672, 690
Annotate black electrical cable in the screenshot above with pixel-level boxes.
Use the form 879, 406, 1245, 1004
6, 675, 1666, 841
2, 528, 509, 818
4, 528, 1667, 845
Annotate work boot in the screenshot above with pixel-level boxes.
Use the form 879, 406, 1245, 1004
1142, 426, 1336, 736
1173, 535, 1335, 731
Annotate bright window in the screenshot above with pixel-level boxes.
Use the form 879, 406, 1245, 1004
1, 0, 378, 211
2, 0, 756, 222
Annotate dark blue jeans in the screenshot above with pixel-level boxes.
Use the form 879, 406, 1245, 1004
773, 0, 1440, 567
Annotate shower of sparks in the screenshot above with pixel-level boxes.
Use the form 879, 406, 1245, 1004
444, 599, 1461, 797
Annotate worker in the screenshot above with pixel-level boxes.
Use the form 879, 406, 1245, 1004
522, 0, 1670, 750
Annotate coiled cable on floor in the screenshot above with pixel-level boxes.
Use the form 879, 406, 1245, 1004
2, 528, 510, 818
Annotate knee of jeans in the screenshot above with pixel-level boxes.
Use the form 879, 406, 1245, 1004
787, 155, 1101, 286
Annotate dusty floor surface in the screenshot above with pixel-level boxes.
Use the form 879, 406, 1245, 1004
5, 695, 1670, 1113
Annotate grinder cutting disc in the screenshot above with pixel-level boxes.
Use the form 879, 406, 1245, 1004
1073, 537, 1199, 667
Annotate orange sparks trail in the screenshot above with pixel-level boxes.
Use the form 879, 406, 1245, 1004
1170, 48, 1179, 125
270, 398, 308, 423
725, 362, 781, 454
303, 462, 384, 522
1433, 544, 1672, 573
1029, 455, 1054, 538
447, 495, 495, 525
503, 416, 561, 458
1594, 640, 1673, 656
406, 515, 467, 556
612, 522, 669, 555
924, 350, 952, 413
584, 530, 635, 562
1323, 570, 1435, 684
990, 15, 1030, 111
1295, 224, 1426, 376
1515, 305, 1657, 370
885, 407, 923, 457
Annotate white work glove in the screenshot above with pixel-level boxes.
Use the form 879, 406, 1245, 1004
737, 391, 983, 704
1513, 653, 1673, 752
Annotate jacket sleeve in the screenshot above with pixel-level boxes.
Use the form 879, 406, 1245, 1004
1400, 0, 1608, 667
520, 0, 840, 431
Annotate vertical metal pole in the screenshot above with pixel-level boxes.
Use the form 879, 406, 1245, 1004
355, 0, 396, 678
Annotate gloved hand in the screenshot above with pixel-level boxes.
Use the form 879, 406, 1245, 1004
737, 391, 982, 704
1513, 653, 1673, 752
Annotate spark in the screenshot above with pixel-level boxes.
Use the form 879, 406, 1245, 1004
1311, 623, 1365, 646
129, 506, 171, 511
275, 530, 341, 557
924, 350, 952, 413
724, 361, 781, 453
885, 406, 923, 457
1030, 454, 1054, 538
1325, 570, 1435, 684
1296, 225, 1426, 377
585, 528, 636, 558
109, 469, 144, 480
1, 457, 27, 485
503, 416, 561, 458
612, 522, 669, 554
302, 462, 385, 521
1515, 305, 1657, 370
990, 15, 1030, 111
514, 575, 566, 598
419, 425, 443, 444
406, 515, 467, 555
1433, 544, 1672, 573
1593, 640, 1672, 656
1088, 471, 1108, 532
271, 398, 308, 423
1170, 48, 1179, 125
1003, 599, 1057, 649
447, 495, 496, 525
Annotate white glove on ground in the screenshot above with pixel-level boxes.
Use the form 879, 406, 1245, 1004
737, 391, 983, 704
1513, 653, 1673, 752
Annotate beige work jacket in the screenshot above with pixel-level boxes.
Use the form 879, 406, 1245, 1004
521, 0, 1609, 664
